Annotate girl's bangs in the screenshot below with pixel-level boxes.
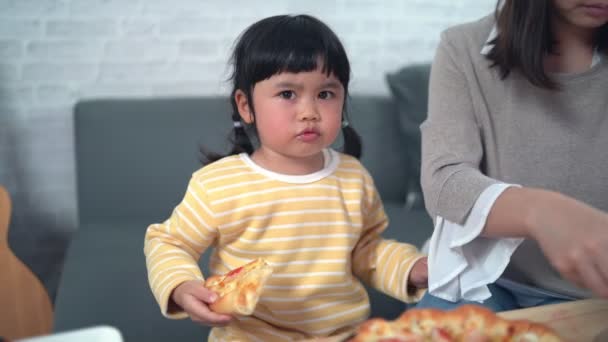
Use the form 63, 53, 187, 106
250, 19, 349, 84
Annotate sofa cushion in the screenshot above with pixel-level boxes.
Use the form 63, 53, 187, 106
53, 221, 212, 341
385, 64, 431, 210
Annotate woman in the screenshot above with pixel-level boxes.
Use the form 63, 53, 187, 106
419, 0, 608, 311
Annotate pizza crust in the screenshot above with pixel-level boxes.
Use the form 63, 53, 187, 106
204, 258, 273, 316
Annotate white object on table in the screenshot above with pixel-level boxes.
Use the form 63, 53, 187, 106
16, 326, 122, 342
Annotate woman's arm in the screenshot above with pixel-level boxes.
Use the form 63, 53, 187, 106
482, 186, 537, 238
485, 186, 608, 298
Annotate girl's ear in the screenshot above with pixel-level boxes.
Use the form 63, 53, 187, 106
234, 90, 254, 124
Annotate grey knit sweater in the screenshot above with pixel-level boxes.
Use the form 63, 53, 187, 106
420, 15, 608, 298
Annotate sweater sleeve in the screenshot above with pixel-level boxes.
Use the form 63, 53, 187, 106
420, 30, 499, 225
428, 183, 524, 302
144, 176, 218, 318
351, 173, 426, 303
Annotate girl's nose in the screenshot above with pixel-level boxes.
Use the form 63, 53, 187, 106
298, 101, 321, 121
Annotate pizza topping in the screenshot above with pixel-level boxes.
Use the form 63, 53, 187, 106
204, 258, 273, 315
431, 327, 454, 342
226, 265, 244, 277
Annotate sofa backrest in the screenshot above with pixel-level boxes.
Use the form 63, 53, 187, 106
346, 96, 409, 202
74, 95, 409, 225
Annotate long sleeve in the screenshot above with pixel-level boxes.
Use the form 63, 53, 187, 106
420, 30, 499, 224
144, 177, 218, 318
427, 183, 523, 302
351, 176, 426, 303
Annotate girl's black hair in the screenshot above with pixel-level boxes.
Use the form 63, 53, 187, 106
487, 0, 608, 89
202, 14, 361, 164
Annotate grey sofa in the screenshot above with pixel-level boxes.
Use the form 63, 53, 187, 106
53, 64, 432, 341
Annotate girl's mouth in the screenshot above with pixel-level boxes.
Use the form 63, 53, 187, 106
297, 130, 320, 142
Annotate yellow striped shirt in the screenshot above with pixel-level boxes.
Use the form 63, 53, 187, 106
144, 149, 425, 341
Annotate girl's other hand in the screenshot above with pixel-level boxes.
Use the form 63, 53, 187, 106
409, 256, 429, 289
171, 280, 233, 327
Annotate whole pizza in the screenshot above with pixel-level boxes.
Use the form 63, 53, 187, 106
348, 304, 563, 342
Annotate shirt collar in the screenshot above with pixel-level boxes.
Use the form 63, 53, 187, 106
591, 47, 602, 67
480, 25, 497, 56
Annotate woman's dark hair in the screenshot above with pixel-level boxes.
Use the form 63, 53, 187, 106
487, 0, 608, 89
202, 14, 361, 164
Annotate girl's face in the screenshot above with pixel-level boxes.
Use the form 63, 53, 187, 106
552, 0, 608, 29
236, 66, 344, 168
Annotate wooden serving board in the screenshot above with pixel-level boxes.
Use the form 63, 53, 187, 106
498, 299, 608, 342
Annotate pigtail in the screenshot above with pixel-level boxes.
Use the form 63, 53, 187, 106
341, 118, 362, 159
229, 114, 254, 156
200, 106, 255, 165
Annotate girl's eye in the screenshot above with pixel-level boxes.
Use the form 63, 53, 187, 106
318, 91, 334, 100
279, 90, 294, 99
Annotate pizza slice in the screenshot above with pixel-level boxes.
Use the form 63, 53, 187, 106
349, 305, 563, 342
204, 258, 273, 316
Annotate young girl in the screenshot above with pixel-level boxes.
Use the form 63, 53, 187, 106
144, 14, 428, 341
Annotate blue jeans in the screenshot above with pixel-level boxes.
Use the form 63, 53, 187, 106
416, 280, 573, 312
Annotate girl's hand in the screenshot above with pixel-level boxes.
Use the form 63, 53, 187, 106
529, 194, 608, 298
171, 280, 233, 327
408, 256, 428, 289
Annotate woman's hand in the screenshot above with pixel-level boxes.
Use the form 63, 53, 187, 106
408, 256, 429, 289
171, 280, 233, 326
529, 193, 608, 298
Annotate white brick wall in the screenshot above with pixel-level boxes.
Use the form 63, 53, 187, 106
0, 0, 495, 298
